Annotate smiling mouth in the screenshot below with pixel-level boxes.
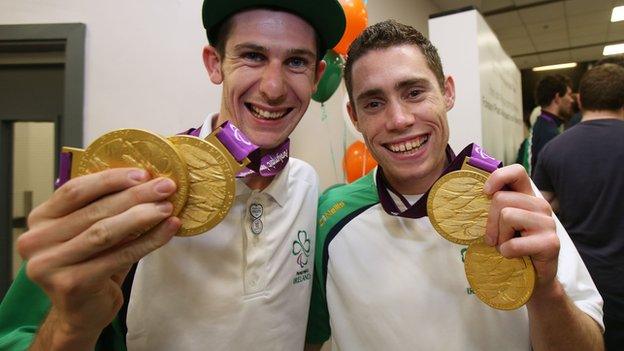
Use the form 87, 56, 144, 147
245, 103, 293, 120
384, 134, 430, 155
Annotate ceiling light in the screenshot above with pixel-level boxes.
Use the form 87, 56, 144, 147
532, 62, 577, 72
603, 43, 624, 56
612, 6, 624, 22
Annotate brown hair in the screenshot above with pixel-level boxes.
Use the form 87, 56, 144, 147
344, 20, 445, 104
534, 74, 572, 108
579, 63, 624, 111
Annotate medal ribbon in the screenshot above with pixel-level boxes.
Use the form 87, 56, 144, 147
189, 122, 290, 178
376, 143, 502, 218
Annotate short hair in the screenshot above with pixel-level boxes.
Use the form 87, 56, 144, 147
211, 9, 324, 63
343, 20, 445, 104
534, 74, 572, 108
595, 54, 624, 68
579, 63, 624, 111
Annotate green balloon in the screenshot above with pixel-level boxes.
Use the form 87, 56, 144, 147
312, 50, 344, 103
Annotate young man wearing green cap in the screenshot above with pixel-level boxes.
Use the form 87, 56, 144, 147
0, 1, 345, 350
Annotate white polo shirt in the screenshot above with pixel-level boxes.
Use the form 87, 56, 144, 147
126, 115, 319, 351
307, 170, 604, 351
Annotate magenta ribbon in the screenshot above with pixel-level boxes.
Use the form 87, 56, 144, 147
180, 122, 289, 177
377, 143, 502, 218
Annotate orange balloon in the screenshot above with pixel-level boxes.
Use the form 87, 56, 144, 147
343, 141, 377, 183
334, 0, 368, 55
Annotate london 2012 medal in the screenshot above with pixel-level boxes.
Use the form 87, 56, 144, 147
169, 132, 249, 236
77, 129, 190, 217
427, 170, 491, 245
464, 240, 536, 310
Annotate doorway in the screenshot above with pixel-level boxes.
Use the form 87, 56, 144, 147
0, 23, 85, 298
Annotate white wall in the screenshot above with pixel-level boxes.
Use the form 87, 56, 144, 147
0, 0, 440, 192
1, 0, 214, 142
429, 9, 524, 164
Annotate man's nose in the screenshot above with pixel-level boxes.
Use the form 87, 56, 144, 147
386, 100, 414, 131
259, 61, 287, 103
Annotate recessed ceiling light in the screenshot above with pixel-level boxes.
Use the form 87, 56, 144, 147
532, 62, 577, 72
611, 6, 624, 22
603, 43, 624, 56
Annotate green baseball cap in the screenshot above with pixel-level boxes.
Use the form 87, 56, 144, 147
202, 0, 346, 55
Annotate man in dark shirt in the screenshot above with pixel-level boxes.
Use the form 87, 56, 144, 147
530, 74, 574, 173
533, 63, 624, 350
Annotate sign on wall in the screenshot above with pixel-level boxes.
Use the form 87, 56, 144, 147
429, 9, 524, 164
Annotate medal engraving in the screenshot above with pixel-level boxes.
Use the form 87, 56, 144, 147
427, 170, 490, 245
77, 129, 189, 217
169, 135, 237, 236
465, 241, 535, 310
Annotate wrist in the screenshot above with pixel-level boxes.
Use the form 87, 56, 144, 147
527, 279, 566, 309
35, 308, 101, 351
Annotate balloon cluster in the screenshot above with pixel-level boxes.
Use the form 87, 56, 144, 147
312, 0, 368, 103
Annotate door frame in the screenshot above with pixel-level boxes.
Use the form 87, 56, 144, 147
0, 23, 85, 297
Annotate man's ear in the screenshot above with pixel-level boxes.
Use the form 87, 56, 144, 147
577, 94, 583, 111
312, 60, 327, 93
443, 76, 456, 111
346, 101, 362, 132
203, 45, 223, 84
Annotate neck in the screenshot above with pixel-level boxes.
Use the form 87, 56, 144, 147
582, 110, 624, 121
244, 173, 274, 190
384, 155, 448, 195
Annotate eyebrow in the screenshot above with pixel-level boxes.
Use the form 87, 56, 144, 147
355, 77, 432, 104
233, 43, 268, 53
232, 43, 315, 61
395, 78, 432, 91
287, 48, 316, 61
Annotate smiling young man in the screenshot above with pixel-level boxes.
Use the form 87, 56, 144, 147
0, 1, 345, 350
305, 20, 604, 351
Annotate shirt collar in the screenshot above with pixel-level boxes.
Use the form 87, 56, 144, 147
540, 109, 564, 126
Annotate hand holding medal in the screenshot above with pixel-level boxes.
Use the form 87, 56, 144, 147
57, 121, 272, 237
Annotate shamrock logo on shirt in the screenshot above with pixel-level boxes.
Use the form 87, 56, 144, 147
292, 230, 311, 268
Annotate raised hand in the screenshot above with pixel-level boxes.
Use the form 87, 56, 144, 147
18, 168, 181, 350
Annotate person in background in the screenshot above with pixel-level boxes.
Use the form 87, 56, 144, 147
0, 1, 346, 350
530, 74, 575, 173
533, 63, 624, 350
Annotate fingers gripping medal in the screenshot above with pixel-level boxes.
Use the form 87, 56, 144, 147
426, 145, 536, 310
169, 122, 252, 236
77, 129, 190, 217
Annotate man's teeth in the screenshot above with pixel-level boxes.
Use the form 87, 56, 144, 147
250, 105, 287, 119
388, 136, 429, 153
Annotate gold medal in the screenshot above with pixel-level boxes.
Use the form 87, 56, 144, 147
464, 240, 536, 310
168, 132, 249, 237
77, 129, 189, 216
427, 167, 490, 245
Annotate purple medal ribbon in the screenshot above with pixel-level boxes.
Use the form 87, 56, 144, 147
179, 121, 290, 177
54, 152, 72, 189
212, 121, 290, 177
376, 143, 502, 219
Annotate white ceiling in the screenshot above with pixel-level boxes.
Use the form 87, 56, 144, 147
430, 0, 624, 69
